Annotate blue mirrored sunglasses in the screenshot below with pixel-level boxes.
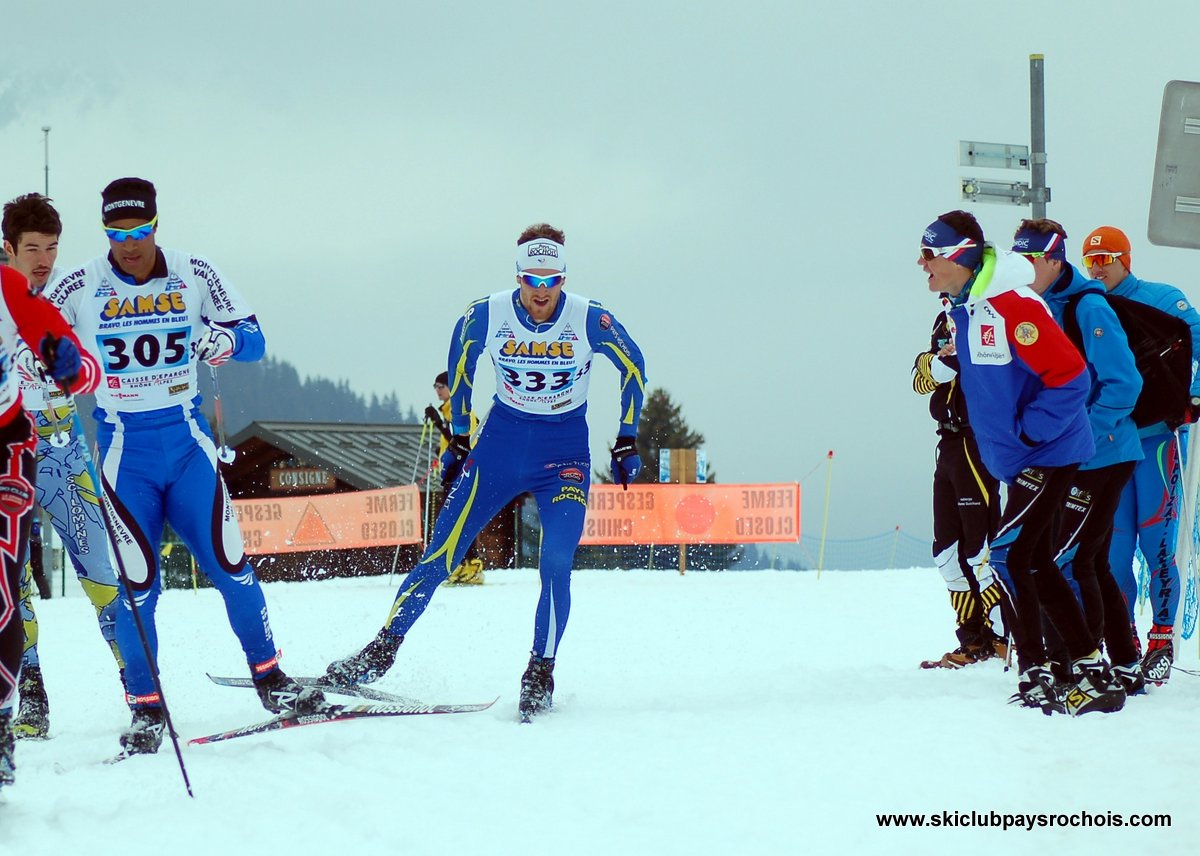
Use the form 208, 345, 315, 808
518, 271, 565, 289
103, 215, 158, 242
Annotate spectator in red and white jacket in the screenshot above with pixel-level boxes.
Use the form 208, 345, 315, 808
0, 263, 98, 790
917, 210, 1119, 717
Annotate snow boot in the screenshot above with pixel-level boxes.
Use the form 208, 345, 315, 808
1007, 665, 1064, 715
322, 629, 404, 688
920, 638, 994, 669
1063, 654, 1126, 716
254, 669, 330, 715
0, 711, 15, 789
13, 665, 50, 740
519, 655, 555, 722
120, 706, 167, 755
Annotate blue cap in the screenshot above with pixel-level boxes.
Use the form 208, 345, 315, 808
1011, 227, 1067, 262
921, 219, 983, 270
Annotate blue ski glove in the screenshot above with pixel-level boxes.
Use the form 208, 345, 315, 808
610, 436, 641, 490
440, 434, 471, 487
39, 334, 81, 387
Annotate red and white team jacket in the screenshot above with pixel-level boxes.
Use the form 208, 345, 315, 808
0, 266, 99, 426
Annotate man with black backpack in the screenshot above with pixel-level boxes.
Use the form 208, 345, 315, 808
1084, 225, 1200, 683
1013, 219, 1144, 708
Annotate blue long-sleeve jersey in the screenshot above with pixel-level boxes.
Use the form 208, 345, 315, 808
1109, 271, 1200, 438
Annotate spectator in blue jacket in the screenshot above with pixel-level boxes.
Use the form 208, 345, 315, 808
1085, 225, 1200, 682
1013, 219, 1143, 697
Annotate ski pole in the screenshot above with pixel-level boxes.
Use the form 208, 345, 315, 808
209, 365, 236, 464
67, 388, 194, 797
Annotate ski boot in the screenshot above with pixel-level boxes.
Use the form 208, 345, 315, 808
1, 711, 15, 789
1110, 662, 1146, 697
519, 655, 555, 722
1062, 654, 1126, 716
446, 558, 485, 586
1007, 665, 1064, 714
13, 665, 50, 739
322, 629, 404, 688
120, 706, 167, 755
1141, 625, 1173, 686
254, 669, 331, 715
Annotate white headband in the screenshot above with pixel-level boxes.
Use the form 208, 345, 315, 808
516, 238, 566, 272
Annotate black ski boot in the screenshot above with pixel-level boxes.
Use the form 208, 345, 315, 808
1063, 654, 1126, 716
1110, 662, 1146, 697
254, 669, 331, 714
13, 664, 50, 739
1, 711, 15, 789
120, 706, 167, 755
322, 629, 404, 688
1007, 665, 1064, 714
1141, 634, 1173, 686
519, 654, 555, 722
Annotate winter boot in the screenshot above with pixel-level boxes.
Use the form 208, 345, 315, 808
120, 706, 167, 755
254, 669, 331, 715
446, 558, 485, 586
1007, 665, 1064, 714
0, 711, 15, 789
13, 665, 50, 739
1141, 625, 1174, 685
519, 655, 555, 722
919, 641, 992, 669
322, 629, 404, 688
1110, 662, 1146, 697
1063, 654, 1126, 716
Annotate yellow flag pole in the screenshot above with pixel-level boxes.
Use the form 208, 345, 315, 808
817, 450, 834, 579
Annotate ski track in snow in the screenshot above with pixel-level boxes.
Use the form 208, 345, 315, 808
1, 568, 1196, 855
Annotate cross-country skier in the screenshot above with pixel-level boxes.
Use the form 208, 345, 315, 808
1083, 225, 1200, 682
1, 193, 124, 740
325, 223, 646, 720
917, 210, 1118, 715
1011, 218, 1143, 704
43, 177, 327, 755
0, 264, 99, 790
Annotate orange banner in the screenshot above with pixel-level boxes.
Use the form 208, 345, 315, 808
579, 483, 800, 545
234, 486, 424, 555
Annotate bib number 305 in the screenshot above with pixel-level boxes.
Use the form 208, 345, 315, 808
99, 328, 190, 374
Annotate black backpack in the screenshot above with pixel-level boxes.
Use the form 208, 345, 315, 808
1063, 292, 1193, 429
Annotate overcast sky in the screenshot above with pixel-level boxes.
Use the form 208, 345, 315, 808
2, 1, 1197, 543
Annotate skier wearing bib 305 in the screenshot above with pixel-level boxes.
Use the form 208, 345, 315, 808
2, 193, 124, 741
325, 223, 646, 721
0, 264, 99, 790
43, 178, 327, 756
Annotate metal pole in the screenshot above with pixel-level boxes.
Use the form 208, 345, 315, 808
1029, 55, 1047, 219
41, 126, 50, 197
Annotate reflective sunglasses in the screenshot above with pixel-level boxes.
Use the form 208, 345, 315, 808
1083, 252, 1123, 269
1015, 251, 1049, 259
518, 271, 566, 289
103, 216, 158, 242
919, 242, 976, 262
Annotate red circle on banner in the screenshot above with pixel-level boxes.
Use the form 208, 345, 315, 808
675, 494, 716, 534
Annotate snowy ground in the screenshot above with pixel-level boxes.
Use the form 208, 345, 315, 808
2, 567, 1197, 855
